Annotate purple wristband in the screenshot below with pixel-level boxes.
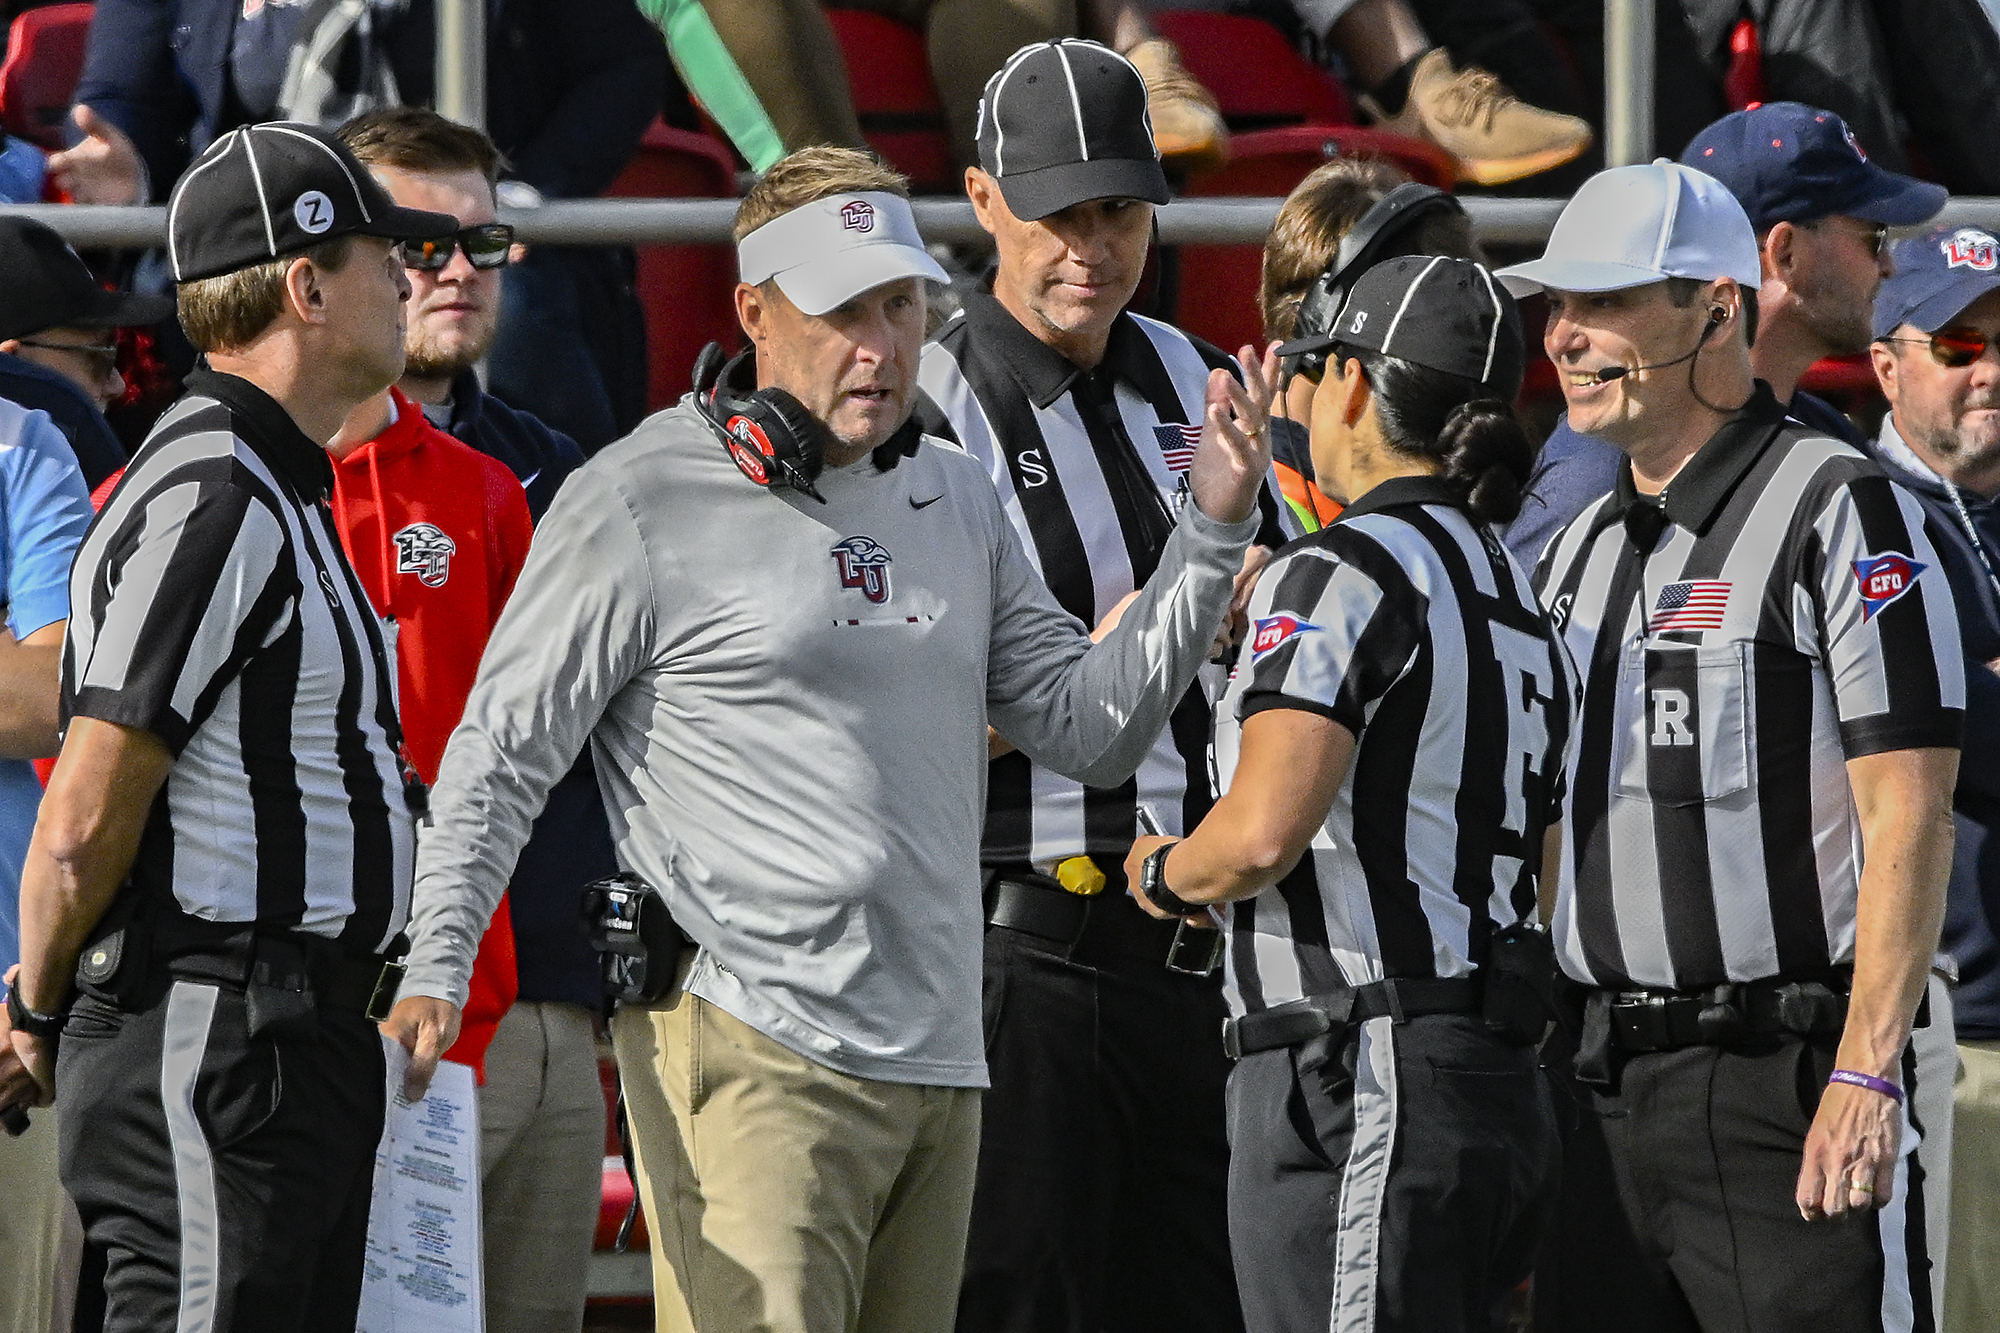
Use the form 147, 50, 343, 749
1828, 1069, 1904, 1104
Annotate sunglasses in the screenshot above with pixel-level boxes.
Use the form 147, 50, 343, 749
403, 223, 515, 272
1880, 327, 1999, 368
14, 338, 119, 373
1805, 216, 1890, 258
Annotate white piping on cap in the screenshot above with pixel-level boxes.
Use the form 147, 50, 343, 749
1382, 254, 1446, 354
264, 123, 373, 224
240, 130, 278, 260
1055, 40, 1090, 162
984, 45, 1042, 178
166, 130, 246, 279
1475, 263, 1504, 384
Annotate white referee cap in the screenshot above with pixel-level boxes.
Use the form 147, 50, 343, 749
1496, 160, 1762, 297
737, 191, 949, 317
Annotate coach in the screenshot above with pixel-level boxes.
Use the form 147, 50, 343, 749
3, 122, 453, 1330
914, 39, 1286, 1333
1505, 162, 1963, 1333
393, 145, 1271, 1333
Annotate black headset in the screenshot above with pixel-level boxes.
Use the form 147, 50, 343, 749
1285, 182, 1466, 382
692, 341, 834, 503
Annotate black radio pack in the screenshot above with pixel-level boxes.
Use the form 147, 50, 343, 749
581, 872, 689, 1007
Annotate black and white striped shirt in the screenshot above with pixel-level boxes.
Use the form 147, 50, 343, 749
917, 291, 1291, 862
1533, 386, 1964, 992
65, 371, 415, 951
1217, 477, 1575, 1016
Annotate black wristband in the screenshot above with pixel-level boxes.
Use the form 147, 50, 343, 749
5, 980, 63, 1040
1140, 842, 1206, 918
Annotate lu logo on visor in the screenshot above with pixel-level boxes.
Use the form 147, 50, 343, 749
1853, 552, 1927, 619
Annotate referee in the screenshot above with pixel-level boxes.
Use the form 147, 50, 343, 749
3, 122, 453, 1331
916, 40, 1288, 1332
1503, 162, 1964, 1333
1125, 255, 1571, 1333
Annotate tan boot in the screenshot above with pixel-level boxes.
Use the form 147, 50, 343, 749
1359, 48, 1591, 186
1124, 38, 1230, 171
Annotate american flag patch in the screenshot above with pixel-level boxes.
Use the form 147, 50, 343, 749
1648, 580, 1730, 632
1152, 423, 1200, 473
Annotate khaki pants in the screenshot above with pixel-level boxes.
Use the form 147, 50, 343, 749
0, 1104, 81, 1333
1945, 1039, 2000, 1333
480, 1001, 608, 1333
611, 989, 981, 1333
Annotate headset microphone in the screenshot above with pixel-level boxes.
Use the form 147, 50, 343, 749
1592, 307, 1728, 383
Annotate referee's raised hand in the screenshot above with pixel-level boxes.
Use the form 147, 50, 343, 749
1188, 342, 1281, 525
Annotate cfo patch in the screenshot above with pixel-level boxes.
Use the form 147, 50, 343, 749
1853, 552, 1928, 620
831, 535, 893, 604
1250, 613, 1320, 660
394, 521, 457, 587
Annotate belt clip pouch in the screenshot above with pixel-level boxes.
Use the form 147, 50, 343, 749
1573, 992, 1622, 1089
74, 891, 153, 1006
582, 872, 687, 1005
246, 938, 318, 1039
1482, 922, 1556, 1045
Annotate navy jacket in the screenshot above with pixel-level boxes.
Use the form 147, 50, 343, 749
1867, 425, 2000, 1040
73, 0, 666, 201
1503, 388, 1863, 568
436, 372, 612, 1009
0, 353, 125, 489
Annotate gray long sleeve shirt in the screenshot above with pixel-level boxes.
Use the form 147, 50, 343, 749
401, 399, 1256, 1086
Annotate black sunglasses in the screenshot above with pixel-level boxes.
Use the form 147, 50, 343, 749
1804, 216, 1890, 258
13, 338, 119, 372
1880, 327, 1998, 368
403, 223, 515, 272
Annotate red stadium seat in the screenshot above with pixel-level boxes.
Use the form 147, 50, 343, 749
0, 3, 93, 152
605, 119, 743, 413
1149, 10, 1354, 130
824, 7, 954, 192
1170, 126, 1455, 352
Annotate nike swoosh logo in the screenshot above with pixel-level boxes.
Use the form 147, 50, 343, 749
519, 469, 541, 491
910, 494, 944, 509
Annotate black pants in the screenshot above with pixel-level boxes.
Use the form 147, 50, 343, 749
957, 903, 1242, 1333
57, 978, 387, 1333
1536, 1035, 1934, 1333
1225, 1011, 1557, 1333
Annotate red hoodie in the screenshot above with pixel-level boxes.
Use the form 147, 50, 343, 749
330, 388, 534, 1080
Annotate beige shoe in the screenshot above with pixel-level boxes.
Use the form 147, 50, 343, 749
1125, 38, 1230, 170
1359, 48, 1591, 186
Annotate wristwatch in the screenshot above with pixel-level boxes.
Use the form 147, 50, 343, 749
1139, 842, 1206, 918
4, 979, 63, 1040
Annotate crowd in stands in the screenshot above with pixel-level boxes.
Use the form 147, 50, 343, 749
2, 4, 2000, 1333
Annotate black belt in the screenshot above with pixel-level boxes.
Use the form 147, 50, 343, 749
984, 869, 1186, 963
1222, 976, 1484, 1059
1594, 975, 1851, 1054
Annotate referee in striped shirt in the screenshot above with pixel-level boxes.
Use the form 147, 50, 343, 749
1503, 162, 1964, 1333
915, 40, 1286, 1333
2, 123, 453, 1331
1125, 255, 1573, 1333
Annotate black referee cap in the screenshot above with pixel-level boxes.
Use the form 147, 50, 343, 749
167, 122, 456, 282
1278, 255, 1525, 397
975, 40, 1170, 222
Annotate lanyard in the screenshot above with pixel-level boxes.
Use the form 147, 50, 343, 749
1944, 480, 2000, 605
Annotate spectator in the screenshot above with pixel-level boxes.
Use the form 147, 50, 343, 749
51, 0, 669, 451
1866, 225, 2000, 1333
5, 122, 454, 1331
339, 105, 617, 1333
389, 145, 1273, 1333
1505, 103, 1946, 566
1501, 161, 1960, 1333
0, 398, 95, 1333
1258, 156, 1480, 530
1125, 255, 1565, 1333
913, 40, 1287, 1333
0, 217, 171, 489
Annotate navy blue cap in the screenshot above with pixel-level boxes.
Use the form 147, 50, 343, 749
1680, 103, 1945, 232
1873, 225, 2000, 339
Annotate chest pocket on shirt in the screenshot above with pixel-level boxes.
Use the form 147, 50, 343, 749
1612, 639, 1752, 806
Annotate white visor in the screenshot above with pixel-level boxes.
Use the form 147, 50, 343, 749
737, 191, 950, 316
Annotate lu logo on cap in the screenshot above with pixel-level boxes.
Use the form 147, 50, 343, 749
1943, 228, 1999, 272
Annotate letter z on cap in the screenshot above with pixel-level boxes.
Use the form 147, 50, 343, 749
167, 120, 456, 282
736, 191, 948, 316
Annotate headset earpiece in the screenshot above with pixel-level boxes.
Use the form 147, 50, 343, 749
691, 341, 830, 503
1709, 307, 1728, 324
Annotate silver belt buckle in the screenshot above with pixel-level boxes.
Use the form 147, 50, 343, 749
1166, 918, 1224, 976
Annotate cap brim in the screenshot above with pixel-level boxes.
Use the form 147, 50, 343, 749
1840, 165, 1949, 227
774, 243, 952, 317
1894, 272, 2000, 337
1494, 258, 1678, 297
996, 157, 1171, 222
64, 286, 176, 330
1274, 330, 1337, 358
360, 204, 459, 243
